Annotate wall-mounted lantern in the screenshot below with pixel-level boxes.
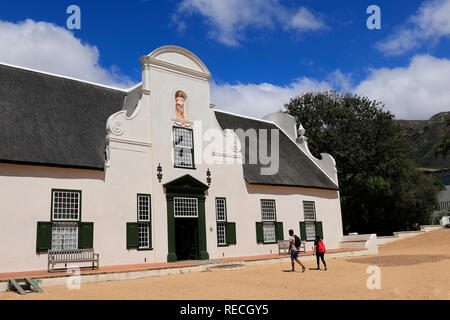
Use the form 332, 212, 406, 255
206, 168, 211, 186
157, 163, 163, 182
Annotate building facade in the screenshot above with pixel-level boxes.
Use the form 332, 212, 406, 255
426, 169, 450, 223
0, 46, 343, 273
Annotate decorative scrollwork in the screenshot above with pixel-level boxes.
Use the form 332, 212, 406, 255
110, 121, 124, 136
224, 129, 241, 153
232, 136, 241, 152
173, 119, 193, 128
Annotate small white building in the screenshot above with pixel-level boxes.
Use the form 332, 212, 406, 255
0, 46, 343, 273
426, 169, 450, 224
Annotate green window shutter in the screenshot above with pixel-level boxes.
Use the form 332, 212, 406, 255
299, 222, 307, 241
226, 222, 236, 244
36, 221, 52, 252
256, 222, 264, 243
148, 222, 153, 249
275, 222, 284, 241
126, 222, 139, 249
315, 221, 324, 239
78, 222, 94, 249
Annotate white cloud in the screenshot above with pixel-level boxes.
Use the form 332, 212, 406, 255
328, 69, 353, 91
211, 78, 332, 118
212, 55, 450, 120
289, 7, 327, 32
0, 19, 134, 88
377, 0, 450, 56
355, 55, 450, 119
174, 0, 326, 46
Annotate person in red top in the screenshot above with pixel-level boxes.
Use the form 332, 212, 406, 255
288, 229, 306, 272
312, 235, 327, 271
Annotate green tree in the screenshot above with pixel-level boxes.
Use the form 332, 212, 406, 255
435, 116, 450, 159
284, 91, 439, 235
431, 177, 446, 192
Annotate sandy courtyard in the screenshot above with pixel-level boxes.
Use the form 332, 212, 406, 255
2, 228, 450, 300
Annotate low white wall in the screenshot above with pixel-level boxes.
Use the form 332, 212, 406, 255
420, 225, 445, 232
393, 231, 425, 239
376, 225, 444, 246
376, 236, 399, 246
340, 234, 378, 254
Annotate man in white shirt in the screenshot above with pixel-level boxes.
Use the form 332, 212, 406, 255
289, 229, 306, 272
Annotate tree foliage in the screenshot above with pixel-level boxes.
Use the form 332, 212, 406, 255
435, 116, 450, 159
284, 91, 440, 235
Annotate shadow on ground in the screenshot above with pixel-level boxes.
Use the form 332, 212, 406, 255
346, 255, 450, 267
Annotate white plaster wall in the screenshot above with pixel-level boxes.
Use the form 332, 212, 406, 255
0, 141, 157, 273
205, 182, 343, 258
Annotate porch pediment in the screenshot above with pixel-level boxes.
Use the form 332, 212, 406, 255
163, 174, 209, 193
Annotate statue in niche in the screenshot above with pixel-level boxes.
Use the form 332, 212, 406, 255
175, 90, 188, 121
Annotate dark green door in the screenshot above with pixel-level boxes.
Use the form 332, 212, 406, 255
175, 218, 199, 260
164, 174, 210, 262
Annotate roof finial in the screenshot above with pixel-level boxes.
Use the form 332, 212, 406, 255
297, 124, 305, 137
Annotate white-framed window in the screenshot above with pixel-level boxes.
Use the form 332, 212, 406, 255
303, 201, 316, 221
216, 198, 227, 222
174, 197, 198, 218
216, 198, 227, 245
137, 194, 151, 249
138, 223, 150, 249
138, 195, 150, 221
303, 201, 316, 241
51, 222, 78, 250
217, 223, 226, 245
52, 190, 81, 221
261, 199, 276, 243
263, 223, 276, 243
261, 200, 276, 221
173, 127, 194, 168
305, 222, 316, 241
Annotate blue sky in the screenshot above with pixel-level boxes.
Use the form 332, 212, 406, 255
1, 0, 450, 119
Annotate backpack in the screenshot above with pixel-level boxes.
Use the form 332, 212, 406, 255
294, 235, 301, 248
318, 240, 326, 254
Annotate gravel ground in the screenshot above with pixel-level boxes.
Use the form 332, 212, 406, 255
2, 228, 449, 300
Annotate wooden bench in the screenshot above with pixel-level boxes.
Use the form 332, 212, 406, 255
278, 240, 306, 255
48, 249, 99, 273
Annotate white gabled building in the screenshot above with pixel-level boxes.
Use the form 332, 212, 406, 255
0, 46, 343, 273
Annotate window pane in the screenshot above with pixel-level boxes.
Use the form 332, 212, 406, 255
173, 128, 193, 148
51, 223, 78, 250
263, 222, 276, 243
261, 200, 276, 221
174, 147, 193, 168
217, 222, 226, 245
306, 222, 316, 241
303, 201, 316, 221
138, 195, 150, 221
173, 128, 194, 168
174, 197, 198, 217
216, 199, 226, 221
138, 223, 150, 248
52, 191, 80, 221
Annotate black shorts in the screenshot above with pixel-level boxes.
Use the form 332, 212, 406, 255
290, 249, 299, 259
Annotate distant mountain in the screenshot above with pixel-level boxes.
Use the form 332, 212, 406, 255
397, 111, 450, 170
